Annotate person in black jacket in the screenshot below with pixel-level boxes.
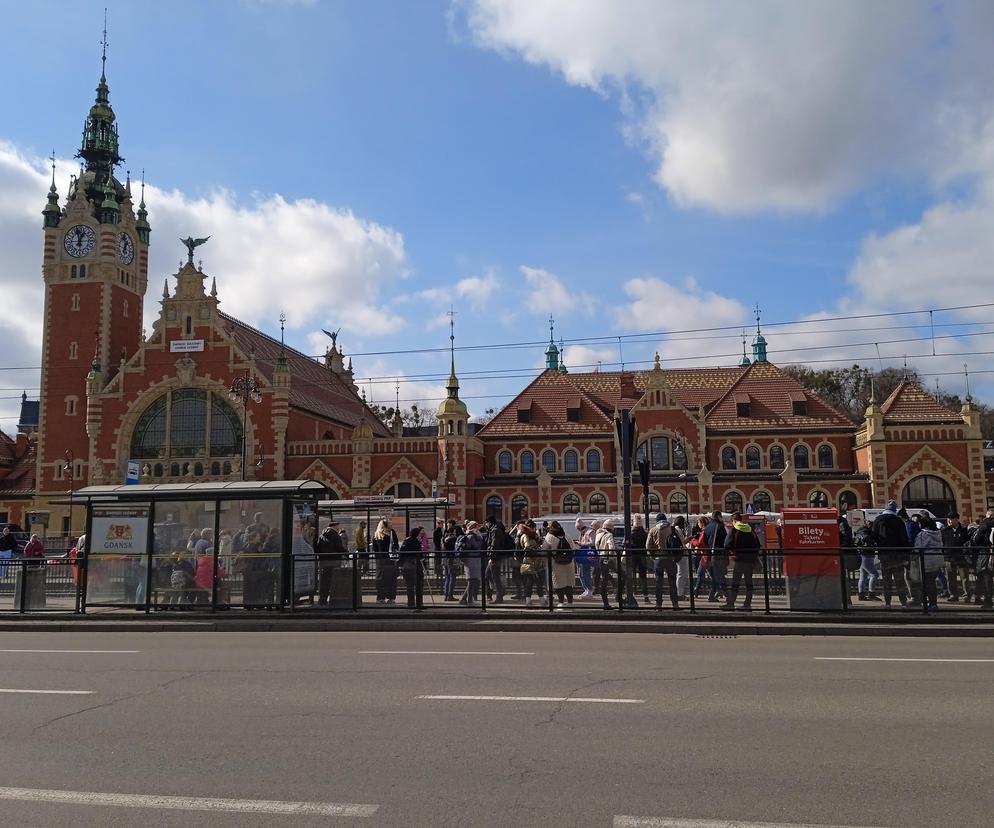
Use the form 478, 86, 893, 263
721, 513, 761, 611
316, 521, 346, 606
627, 515, 649, 605
971, 512, 994, 609
942, 513, 971, 603
485, 518, 510, 603
703, 510, 728, 602
398, 526, 425, 609
872, 500, 911, 608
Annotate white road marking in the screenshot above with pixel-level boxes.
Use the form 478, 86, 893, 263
0, 689, 95, 695
815, 657, 994, 663
0, 787, 378, 817
360, 650, 534, 655
0, 649, 140, 654
419, 694, 644, 704
615, 817, 890, 828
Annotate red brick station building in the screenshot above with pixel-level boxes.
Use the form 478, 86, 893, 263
2, 63, 992, 534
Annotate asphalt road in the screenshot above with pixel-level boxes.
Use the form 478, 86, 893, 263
0, 631, 991, 828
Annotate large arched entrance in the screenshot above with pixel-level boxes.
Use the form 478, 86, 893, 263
902, 474, 956, 518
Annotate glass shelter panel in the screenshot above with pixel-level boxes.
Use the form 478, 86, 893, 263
150, 500, 216, 608
219, 499, 283, 608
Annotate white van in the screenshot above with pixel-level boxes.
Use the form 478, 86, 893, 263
845, 507, 935, 532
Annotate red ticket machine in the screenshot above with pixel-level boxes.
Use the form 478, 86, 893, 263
781, 507, 843, 609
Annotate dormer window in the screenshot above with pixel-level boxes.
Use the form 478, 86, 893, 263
734, 393, 751, 418
516, 398, 532, 424
789, 391, 808, 416
566, 396, 580, 422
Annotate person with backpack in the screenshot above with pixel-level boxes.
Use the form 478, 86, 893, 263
721, 513, 762, 611
646, 513, 684, 611
872, 500, 912, 608
854, 522, 881, 601
485, 517, 511, 604
594, 518, 619, 611
543, 520, 575, 610
913, 516, 945, 611
703, 510, 728, 602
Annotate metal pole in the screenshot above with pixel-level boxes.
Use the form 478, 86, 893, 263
762, 550, 771, 614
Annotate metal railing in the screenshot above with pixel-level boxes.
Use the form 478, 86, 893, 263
3, 542, 992, 616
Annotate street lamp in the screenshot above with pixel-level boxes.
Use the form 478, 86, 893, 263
229, 370, 262, 481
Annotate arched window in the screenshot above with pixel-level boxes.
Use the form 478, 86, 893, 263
769, 445, 785, 470
541, 449, 556, 473
721, 446, 737, 470
70, 265, 77, 278
589, 493, 608, 513
745, 446, 761, 470
650, 436, 670, 470
817, 444, 834, 468
636, 436, 689, 471
79, 264, 85, 277
562, 493, 581, 513
130, 390, 244, 463
793, 444, 809, 469
586, 449, 601, 472
486, 495, 503, 522
752, 491, 773, 512
902, 474, 956, 518
511, 495, 529, 523
498, 450, 512, 473
672, 440, 688, 470
670, 492, 688, 515
808, 490, 829, 507
839, 490, 858, 512
724, 491, 744, 513
384, 482, 426, 499
564, 449, 578, 473
520, 450, 535, 474
648, 492, 661, 513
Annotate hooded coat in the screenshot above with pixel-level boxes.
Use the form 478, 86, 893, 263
913, 527, 945, 573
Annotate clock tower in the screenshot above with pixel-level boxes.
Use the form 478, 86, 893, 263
35, 38, 150, 517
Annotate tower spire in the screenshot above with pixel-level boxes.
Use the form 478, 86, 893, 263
446, 305, 459, 399
42, 149, 61, 227
558, 338, 568, 374
101, 8, 108, 82
739, 329, 751, 367
545, 314, 559, 370
751, 305, 768, 363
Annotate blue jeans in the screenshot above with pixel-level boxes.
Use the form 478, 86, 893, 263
578, 561, 593, 592
442, 559, 456, 598
858, 555, 878, 593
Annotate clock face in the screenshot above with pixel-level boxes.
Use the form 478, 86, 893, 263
64, 224, 96, 258
117, 233, 135, 265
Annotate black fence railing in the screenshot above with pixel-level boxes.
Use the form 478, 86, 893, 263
4, 542, 992, 616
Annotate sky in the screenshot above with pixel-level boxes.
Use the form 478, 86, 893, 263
3, 0, 994, 429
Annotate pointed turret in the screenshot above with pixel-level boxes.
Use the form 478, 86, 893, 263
136, 171, 151, 243
438, 311, 468, 419
558, 339, 568, 374
545, 315, 559, 370
42, 152, 61, 228
751, 305, 768, 363
739, 331, 751, 367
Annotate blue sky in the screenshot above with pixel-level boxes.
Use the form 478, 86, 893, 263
3, 0, 994, 425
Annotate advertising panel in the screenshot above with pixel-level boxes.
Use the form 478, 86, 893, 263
91, 505, 150, 555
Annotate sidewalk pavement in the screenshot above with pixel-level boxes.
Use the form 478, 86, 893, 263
0, 606, 992, 636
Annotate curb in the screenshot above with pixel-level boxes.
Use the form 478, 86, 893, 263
0, 612, 992, 637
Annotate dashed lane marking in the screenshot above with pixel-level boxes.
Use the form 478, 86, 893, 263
419, 694, 644, 704
360, 650, 534, 655
0, 689, 95, 695
614, 817, 892, 828
814, 657, 994, 663
0, 787, 378, 818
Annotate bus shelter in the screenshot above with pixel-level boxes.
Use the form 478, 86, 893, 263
312, 497, 450, 610
74, 480, 331, 612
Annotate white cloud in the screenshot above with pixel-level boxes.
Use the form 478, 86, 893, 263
559, 344, 618, 373
0, 141, 409, 426
520, 265, 595, 316
460, 0, 994, 214
615, 275, 747, 333
413, 269, 501, 317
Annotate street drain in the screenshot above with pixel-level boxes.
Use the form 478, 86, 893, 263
696, 634, 738, 639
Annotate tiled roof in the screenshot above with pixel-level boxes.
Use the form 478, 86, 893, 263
219, 312, 391, 437
0, 431, 13, 462
704, 361, 855, 430
880, 381, 963, 424
17, 397, 39, 432
480, 361, 857, 437
0, 440, 36, 495
476, 370, 615, 437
